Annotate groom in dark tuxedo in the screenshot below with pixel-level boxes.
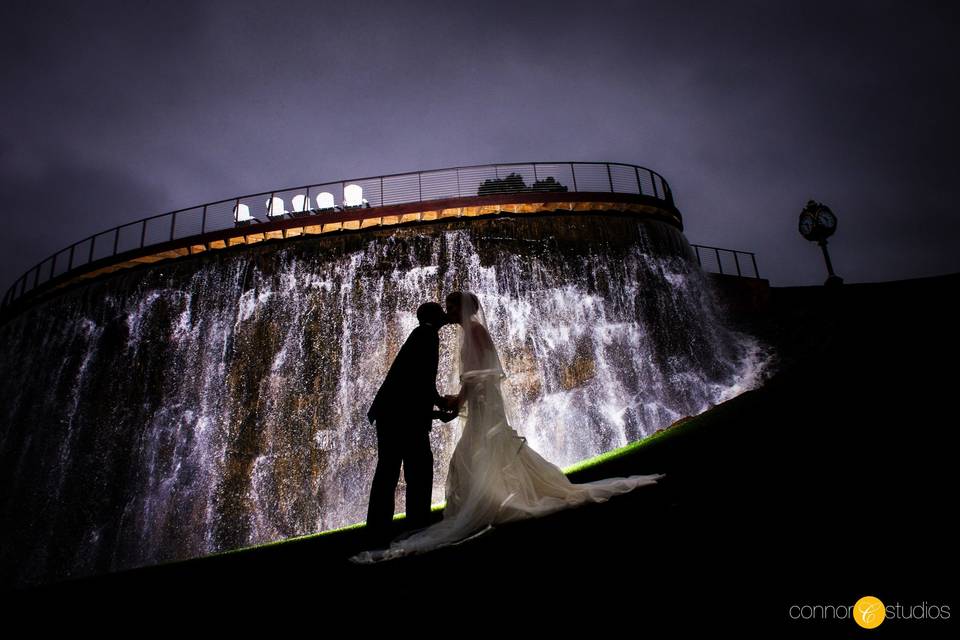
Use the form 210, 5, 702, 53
365, 302, 458, 546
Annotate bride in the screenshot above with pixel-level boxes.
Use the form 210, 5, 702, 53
349, 290, 665, 564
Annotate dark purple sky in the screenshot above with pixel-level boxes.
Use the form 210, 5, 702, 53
2, 0, 958, 289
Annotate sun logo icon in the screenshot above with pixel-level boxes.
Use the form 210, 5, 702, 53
854, 596, 886, 629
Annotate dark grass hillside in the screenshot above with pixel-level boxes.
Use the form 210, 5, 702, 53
10, 273, 958, 627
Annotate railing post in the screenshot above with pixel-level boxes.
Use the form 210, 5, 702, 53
201, 205, 207, 235
33, 264, 40, 288
733, 251, 742, 277
418, 173, 422, 201
50, 255, 57, 279
694, 245, 701, 267
140, 221, 147, 248
113, 228, 119, 255
533, 164, 538, 185
379, 177, 383, 206
68, 244, 75, 270
456, 169, 461, 197
635, 166, 643, 195
751, 253, 759, 278
665, 181, 675, 207
715, 248, 722, 275
650, 169, 659, 199
170, 212, 177, 241
89, 236, 95, 263
570, 163, 578, 191
606, 163, 614, 192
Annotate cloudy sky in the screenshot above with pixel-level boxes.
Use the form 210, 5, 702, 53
1, 0, 957, 290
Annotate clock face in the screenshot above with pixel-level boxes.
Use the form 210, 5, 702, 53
799, 213, 816, 237
817, 208, 837, 230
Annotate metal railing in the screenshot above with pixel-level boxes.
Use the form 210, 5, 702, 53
691, 244, 760, 278
2, 161, 678, 309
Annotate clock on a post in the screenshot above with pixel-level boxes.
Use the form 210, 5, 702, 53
799, 200, 843, 286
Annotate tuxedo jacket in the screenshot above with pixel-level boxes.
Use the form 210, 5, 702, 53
367, 323, 443, 429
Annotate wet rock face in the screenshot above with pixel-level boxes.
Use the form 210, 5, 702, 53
0, 212, 773, 589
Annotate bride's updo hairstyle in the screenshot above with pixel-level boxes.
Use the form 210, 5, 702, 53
444, 291, 479, 320
445, 290, 506, 381
464, 292, 479, 318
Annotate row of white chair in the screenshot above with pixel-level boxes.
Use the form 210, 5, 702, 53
234, 184, 370, 224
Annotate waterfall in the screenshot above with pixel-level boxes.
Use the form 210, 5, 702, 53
0, 213, 774, 588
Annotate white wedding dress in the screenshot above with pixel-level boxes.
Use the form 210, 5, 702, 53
349, 292, 665, 564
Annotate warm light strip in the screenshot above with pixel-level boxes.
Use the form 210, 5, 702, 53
49, 200, 678, 292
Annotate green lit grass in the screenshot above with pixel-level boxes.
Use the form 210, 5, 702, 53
560, 414, 698, 474
199, 410, 704, 562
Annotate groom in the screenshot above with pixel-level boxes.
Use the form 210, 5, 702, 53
365, 302, 458, 546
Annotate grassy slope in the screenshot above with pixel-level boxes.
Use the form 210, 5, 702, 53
14, 273, 959, 622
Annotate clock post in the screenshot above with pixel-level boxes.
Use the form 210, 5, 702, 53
798, 200, 843, 286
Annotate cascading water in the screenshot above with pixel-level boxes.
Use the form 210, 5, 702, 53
0, 212, 774, 589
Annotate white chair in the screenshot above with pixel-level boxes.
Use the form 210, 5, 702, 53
266, 196, 287, 218
316, 192, 336, 211
234, 203, 254, 224
292, 194, 312, 214
343, 184, 369, 208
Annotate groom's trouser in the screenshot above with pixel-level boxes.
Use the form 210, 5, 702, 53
367, 418, 434, 535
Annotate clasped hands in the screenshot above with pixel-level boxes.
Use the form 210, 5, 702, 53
432, 394, 461, 423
